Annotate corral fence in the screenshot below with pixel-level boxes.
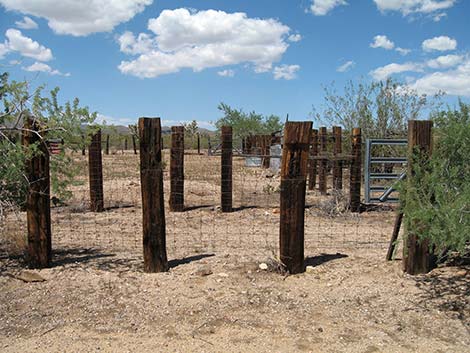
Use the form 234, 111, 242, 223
2, 118, 433, 275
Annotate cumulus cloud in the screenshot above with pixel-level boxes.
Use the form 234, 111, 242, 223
288, 34, 302, 42
273, 65, 300, 80
374, 0, 456, 16
0, 0, 152, 36
4, 28, 52, 61
337, 60, 355, 72
427, 54, 464, 69
410, 59, 470, 96
0, 43, 8, 59
217, 69, 235, 77
22, 61, 69, 76
15, 16, 38, 30
370, 35, 395, 50
422, 36, 457, 52
396, 47, 411, 55
309, 0, 347, 15
118, 9, 294, 79
370, 62, 423, 80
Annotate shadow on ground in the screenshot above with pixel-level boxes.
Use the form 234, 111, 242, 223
305, 253, 348, 267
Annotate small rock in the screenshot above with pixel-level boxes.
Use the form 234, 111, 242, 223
306, 266, 315, 273
15, 271, 46, 283
217, 272, 229, 278
194, 266, 213, 276
259, 263, 268, 270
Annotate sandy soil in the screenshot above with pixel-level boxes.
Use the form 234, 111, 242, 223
1, 151, 469, 352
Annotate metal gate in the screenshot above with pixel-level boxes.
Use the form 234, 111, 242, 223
364, 138, 407, 203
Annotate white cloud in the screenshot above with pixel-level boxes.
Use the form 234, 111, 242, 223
15, 16, 38, 30
273, 65, 300, 80
410, 59, 470, 96
288, 34, 302, 42
422, 36, 457, 52
0, 0, 152, 36
374, 0, 456, 16
370, 35, 395, 50
396, 47, 411, 55
4, 28, 52, 61
309, 0, 347, 15
427, 54, 464, 69
0, 43, 9, 59
370, 62, 423, 80
22, 61, 69, 76
337, 60, 355, 72
119, 9, 293, 79
217, 69, 235, 77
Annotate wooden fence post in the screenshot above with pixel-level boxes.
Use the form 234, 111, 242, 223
197, 132, 201, 155
105, 134, 110, 155
88, 129, 104, 212
23, 118, 52, 268
124, 138, 128, 151
308, 129, 318, 190
221, 126, 232, 212
139, 117, 168, 272
81, 134, 86, 156
333, 126, 343, 190
170, 126, 185, 212
318, 127, 328, 195
280, 121, 312, 274
132, 135, 137, 155
349, 128, 362, 212
262, 135, 271, 168
403, 120, 435, 275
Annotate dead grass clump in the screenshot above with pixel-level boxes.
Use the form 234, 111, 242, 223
313, 190, 350, 217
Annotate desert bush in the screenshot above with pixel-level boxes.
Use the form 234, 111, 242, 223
401, 102, 470, 253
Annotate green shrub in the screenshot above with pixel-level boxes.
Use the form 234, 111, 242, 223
401, 102, 470, 253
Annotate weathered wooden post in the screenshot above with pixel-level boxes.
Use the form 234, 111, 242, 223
197, 132, 201, 155
88, 129, 104, 212
308, 129, 318, 190
262, 135, 271, 169
124, 137, 128, 151
349, 128, 362, 212
221, 126, 232, 212
207, 135, 212, 156
333, 126, 343, 190
280, 121, 312, 274
105, 134, 110, 155
403, 120, 434, 275
139, 117, 168, 272
170, 126, 184, 212
81, 134, 86, 156
318, 127, 328, 195
132, 135, 137, 155
23, 118, 52, 268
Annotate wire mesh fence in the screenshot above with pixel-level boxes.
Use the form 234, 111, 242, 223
1, 144, 398, 269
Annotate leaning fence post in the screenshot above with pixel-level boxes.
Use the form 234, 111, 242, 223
23, 117, 52, 268
280, 121, 312, 274
349, 128, 362, 212
221, 126, 232, 212
88, 129, 104, 212
170, 126, 184, 212
403, 120, 434, 275
139, 117, 168, 272
318, 127, 328, 195
333, 126, 343, 190
308, 129, 318, 190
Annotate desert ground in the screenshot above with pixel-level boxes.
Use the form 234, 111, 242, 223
1, 151, 469, 352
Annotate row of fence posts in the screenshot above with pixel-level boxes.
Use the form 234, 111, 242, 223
23, 117, 434, 275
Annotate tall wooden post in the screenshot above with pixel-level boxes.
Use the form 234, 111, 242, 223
403, 120, 434, 275
318, 127, 328, 195
124, 138, 128, 151
197, 132, 201, 155
139, 117, 168, 273
280, 122, 312, 274
88, 129, 104, 212
105, 134, 110, 155
170, 126, 184, 212
308, 129, 318, 190
23, 118, 52, 268
333, 126, 343, 190
132, 135, 137, 154
207, 135, 212, 156
221, 126, 232, 212
81, 134, 86, 156
262, 135, 271, 169
349, 128, 362, 212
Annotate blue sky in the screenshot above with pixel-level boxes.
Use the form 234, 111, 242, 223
0, 0, 469, 129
